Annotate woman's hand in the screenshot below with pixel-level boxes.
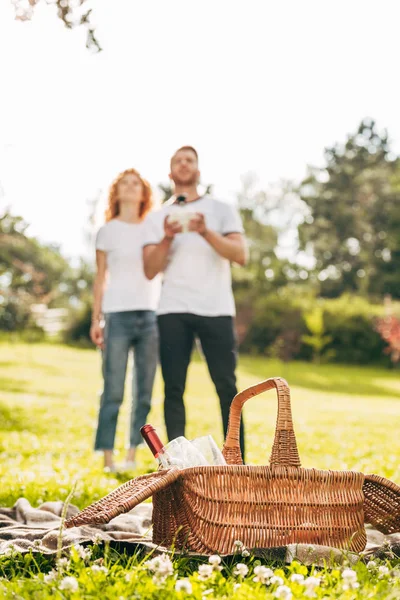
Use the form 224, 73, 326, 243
90, 322, 104, 349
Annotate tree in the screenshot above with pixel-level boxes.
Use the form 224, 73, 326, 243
0, 210, 93, 331
0, 211, 71, 303
233, 173, 308, 295
11, 0, 101, 52
298, 118, 400, 298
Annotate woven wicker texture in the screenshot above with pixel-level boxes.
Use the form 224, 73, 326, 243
363, 474, 400, 534
66, 469, 180, 528
65, 377, 400, 554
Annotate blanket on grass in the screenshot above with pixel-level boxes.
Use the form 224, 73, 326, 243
1, 498, 400, 566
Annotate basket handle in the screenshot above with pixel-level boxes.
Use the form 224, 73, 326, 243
222, 377, 301, 467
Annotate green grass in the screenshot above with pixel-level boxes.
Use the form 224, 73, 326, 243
1, 342, 400, 598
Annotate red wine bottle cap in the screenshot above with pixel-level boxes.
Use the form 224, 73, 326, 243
140, 424, 164, 457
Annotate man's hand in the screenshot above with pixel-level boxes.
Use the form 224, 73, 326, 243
164, 215, 183, 239
188, 212, 207, 236
90, 322, 104, 349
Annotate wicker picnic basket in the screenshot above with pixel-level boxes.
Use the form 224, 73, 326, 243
66, 377, 400, 554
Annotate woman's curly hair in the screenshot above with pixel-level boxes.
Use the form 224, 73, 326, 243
105, 168, 153, 222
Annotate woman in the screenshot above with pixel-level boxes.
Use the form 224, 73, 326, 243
90, 168, 160, 472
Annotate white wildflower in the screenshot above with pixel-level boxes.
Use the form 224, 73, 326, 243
44, 570, 58, 583
342, 581, 360, 591
274, 584, 292, 599
241, 549, 250, 557
144, 553, 174, 578
33, 539, 41, 548
56, 557, 70, 571
234, 583, 241, 591
234, 563, 249, 578
92, 533, 103, 545
59, 576, 79, 592
304, 575, 321, 597
253, 565, 274, 584
74, 544, 92, 561
342, 568, 359, 591
342, 568, 357, 581
290, 573, 305, 583
366, 560, 377, 570
175, 579, 193, 593
198, 564, 214, 581
91, 564, 108, 574
378, 565, 390, 578
270, 575, 284, 586
152, 574, 168, 586
208, 554, 222, 571
233, 540, 244, 551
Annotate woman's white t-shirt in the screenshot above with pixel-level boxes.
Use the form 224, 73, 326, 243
96, 219, 161, 313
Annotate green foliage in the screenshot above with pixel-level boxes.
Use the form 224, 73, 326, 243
323, 296, 388, 365
0, 298, 31, 331
0, 211, 72, 304
299, 118, 400, 298
239, 290, 389, 365
238, 290, 307, 360
63, 300, 93, 346
0, 211, 94, 334
302, 307, 333, 363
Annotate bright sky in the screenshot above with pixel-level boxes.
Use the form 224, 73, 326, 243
1, 0, 400, 259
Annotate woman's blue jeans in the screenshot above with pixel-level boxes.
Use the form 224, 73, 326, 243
94, 310, 158, 450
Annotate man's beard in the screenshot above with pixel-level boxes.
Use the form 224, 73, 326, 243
171, 172, 198, 187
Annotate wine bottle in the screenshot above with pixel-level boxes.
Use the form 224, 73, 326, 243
140, 424, 170, 467
140, 424, 209, 468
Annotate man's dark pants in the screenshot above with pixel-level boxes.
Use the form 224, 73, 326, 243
157, 312, 245, 460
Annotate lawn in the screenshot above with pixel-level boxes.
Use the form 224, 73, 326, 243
1, 342, 400, 598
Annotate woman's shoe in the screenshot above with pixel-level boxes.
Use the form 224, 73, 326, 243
103, 465, 117, 474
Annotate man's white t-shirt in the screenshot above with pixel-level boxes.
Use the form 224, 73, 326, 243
96, 219, 161, 313
143, 196, 244, 317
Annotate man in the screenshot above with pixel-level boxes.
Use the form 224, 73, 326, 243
143, 146, 247, 458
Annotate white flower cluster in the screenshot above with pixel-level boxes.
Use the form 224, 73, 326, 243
234, 563, 249, 578
59, 576, 79, 592
366, 561, 394, 580
197, 555, 223, 581
92, 533, 103, 545
56, 557, 70, 572
233, 540, 250, 557
73, 544, 92, 561
274, 585, 292, 599
44, 570, 58, 584
252, 565, 274, 584
175, 578, 193, 593
251, 567, 321, 598
302, 576, 321, 598
341, 568, 359, 591
378, 565, 390, 579
91, 564, 108, 574
144, 553, 174, 585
